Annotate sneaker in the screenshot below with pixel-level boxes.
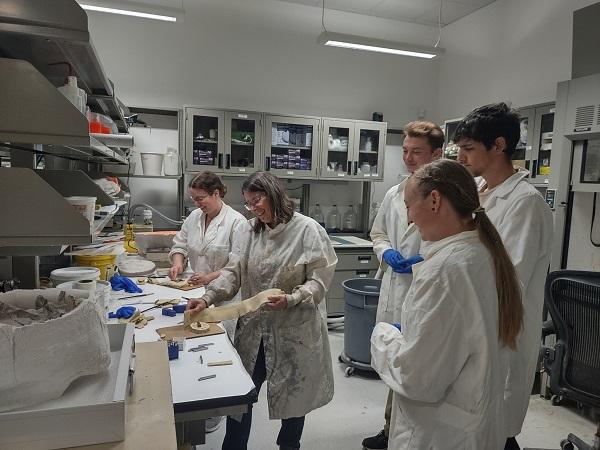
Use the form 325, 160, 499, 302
205, 416, 223, 433
362, 429, 388, 450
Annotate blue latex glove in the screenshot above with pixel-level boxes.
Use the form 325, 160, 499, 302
108, 306, 137, 319
392, 255, 424, 274
110, 275, 142, 293
382, 249, 406, 271
392, 323, 402, 331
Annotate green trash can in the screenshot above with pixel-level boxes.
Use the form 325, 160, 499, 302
342, 278, 381, 366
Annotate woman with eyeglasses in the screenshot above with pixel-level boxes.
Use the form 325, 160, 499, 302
187, 171, 337, 450
169, 171, 246, 288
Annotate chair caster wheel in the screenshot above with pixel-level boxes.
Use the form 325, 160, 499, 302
551, 394, 563, 406
345, 367, 354, 377
560, 439, 574, 450
338, 355, 344, 363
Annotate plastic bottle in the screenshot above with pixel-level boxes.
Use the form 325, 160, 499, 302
343, 204, 357, 231
326, 205, 341, 231
312, 204, 325, 228
143, 209, 153, 228
58, 76, 86, 114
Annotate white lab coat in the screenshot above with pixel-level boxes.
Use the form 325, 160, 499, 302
478, 170, 553, 437
169, 203, 246, 337
371, 231, 508, 450
202, 212, 337, 419
169, 202, 246, 274
370, 180, 420, 324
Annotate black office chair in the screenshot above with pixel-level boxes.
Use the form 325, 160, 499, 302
526, 270, 600, 450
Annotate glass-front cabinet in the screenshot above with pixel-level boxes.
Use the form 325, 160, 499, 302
354, 121, 386, 181
224, 111, 262, 176
513, 103, 555, 186
320, 119, 355, 180
264, 115, 320, 179
185, 108, 224, 172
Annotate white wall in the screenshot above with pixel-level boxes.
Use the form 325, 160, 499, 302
435, 0, 599, 122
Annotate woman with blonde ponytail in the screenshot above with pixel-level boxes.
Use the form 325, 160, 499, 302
370, 159, 523, 450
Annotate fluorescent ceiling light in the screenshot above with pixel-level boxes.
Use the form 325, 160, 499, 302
80, 4, 177, 22
318, 32, 444, 59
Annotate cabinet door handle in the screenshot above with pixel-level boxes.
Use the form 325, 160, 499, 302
532, 159, 538, 178
265, 156, 271, 171
226, 154, 231, 169
218, 153, 223, 168
353, 161, 358, 176
356, 269, 370, 278
358, 256, 371, 263
347, 161, 352, 175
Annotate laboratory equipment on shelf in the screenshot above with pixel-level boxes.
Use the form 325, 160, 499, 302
326, 205, 341, 232
124, 203, 183, 253
312, 204, 325, 228
343, 205, 357, 231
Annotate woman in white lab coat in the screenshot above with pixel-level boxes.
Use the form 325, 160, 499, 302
371, 159, 524, 450
169, 171, 246, 338
187, 171, 337, 450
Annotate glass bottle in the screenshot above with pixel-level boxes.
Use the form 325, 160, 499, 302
326, 205, 341, 232
312, 203, 325, 228
343, 204, 356, 231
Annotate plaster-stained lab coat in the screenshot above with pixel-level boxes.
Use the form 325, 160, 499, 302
371, 231, 509, 450
370, 180, 421, 324
169, 203, 246, 336
478, 170, 553, 437
202, 212, 337, 419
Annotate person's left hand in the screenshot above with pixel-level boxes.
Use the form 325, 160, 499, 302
392, 255, 424, 273
188, 272, 212, 286
265, 294, 288, 311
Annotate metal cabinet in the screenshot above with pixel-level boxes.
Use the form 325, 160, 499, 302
264, 115, 320, 179
354, 121, 386, 181
514, 103, 555, 186
320, 119, 386, 181
326, 249, 378, 316
184, 108, 224, 172
224, 111, 262, 176
443, 118, 463, 160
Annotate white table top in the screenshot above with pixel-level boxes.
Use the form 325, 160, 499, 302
329, 235, 373, 248
108, 282, 256, 413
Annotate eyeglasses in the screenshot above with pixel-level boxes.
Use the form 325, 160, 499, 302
244, 194, 265, 211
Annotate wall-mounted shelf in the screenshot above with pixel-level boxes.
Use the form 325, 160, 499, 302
104, 173, 182, 180
0, 0, 129, 132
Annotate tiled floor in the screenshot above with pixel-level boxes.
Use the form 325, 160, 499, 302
202, 330, 596, 449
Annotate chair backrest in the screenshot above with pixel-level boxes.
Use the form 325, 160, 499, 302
545, 270, 600, 407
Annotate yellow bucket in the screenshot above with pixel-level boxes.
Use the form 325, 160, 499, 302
74, 255, 117, 281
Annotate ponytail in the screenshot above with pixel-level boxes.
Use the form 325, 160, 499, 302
474, 211, 523, 350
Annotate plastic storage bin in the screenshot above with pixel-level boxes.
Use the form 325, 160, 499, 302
74, 254, 117, 281
341, 278, 380, 368
140, 153, 164, 176
65, 196, 96, 229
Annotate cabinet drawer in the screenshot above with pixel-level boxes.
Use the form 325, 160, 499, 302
335, 252, 379, 270
326, 296, 345, 315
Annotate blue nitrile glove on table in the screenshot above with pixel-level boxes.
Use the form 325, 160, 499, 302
108, 306, 137, 319
392, 323, 402, 331
382, 249, 406, 271
392, 255, 424, 274
110, 275, 142, 293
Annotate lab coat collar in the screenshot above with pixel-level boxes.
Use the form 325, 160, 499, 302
422, 230, 479, 261
480, 169, 529, 200
197, 202, 229, 245
396, 176, 409, 194
264, 212, 297, 237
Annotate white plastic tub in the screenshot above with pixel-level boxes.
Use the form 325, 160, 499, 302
50, 266, 101, 286
140, 152, 164, 176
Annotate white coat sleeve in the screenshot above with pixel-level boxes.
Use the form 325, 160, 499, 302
497, 195, 552, 290
370, 276, 471, 403
201, 222, 247, 306
168, 214, 192, 265
287, 224, 338, 307
370, 188, 394, 262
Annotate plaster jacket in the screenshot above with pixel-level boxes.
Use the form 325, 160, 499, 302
478, 170, 554, 437
169, 202, 246, 275
371, 180, 421, 323
202, 212, 338, 419
371, 231, 508, 450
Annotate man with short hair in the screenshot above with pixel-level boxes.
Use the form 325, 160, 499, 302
362, 121, 443, 450
455, 102, 553, 450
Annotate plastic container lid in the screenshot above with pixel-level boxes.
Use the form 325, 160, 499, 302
118, 259, 156, 277
50, 266, 101, 284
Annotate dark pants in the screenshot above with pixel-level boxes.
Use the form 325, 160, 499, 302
222, 341, 305, 450
504, 437, 520, 450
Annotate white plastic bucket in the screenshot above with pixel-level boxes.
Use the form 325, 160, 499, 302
141, 152, 164, 176
65, 196, 96, 227
50, 266, 101, 286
